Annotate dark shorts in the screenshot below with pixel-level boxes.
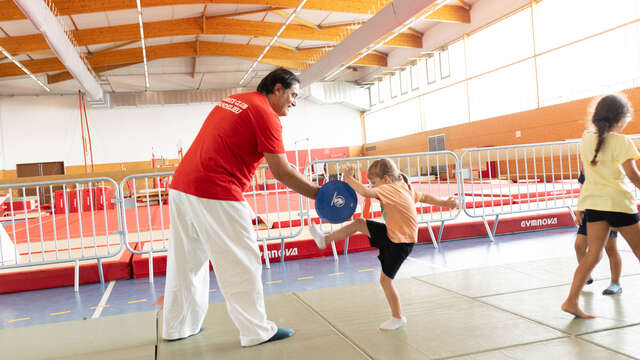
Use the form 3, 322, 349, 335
584, 209, 639, 228
366, 220, 414, 279
577, 220, 618, 237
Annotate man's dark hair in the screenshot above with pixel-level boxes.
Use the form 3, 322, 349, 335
257, 67, 300, 95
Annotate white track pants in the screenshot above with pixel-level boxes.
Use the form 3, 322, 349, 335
162, 189, 277, 346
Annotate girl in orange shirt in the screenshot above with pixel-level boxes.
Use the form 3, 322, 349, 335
310, 158, 458, 330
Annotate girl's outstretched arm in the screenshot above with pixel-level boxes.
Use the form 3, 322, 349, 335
343, 165, 378, 199
622, 158, 640, 190
418, 193, 459, 209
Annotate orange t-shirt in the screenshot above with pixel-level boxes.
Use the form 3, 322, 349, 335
371, 183, 419, 244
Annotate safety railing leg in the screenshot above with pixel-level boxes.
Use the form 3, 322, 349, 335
426, 222, 438, 249
482, 216, 495, 242
280, 239, 285, 263
74, 259, 80, 292
437, 220, 445, 245
148, 251, 154, 284
97, 258, 105, 286
263, 239, 270, 269
344, 235, 349, 255
331, 240, 338, 262
491, 215, 500, 237
568, 206, 576, 224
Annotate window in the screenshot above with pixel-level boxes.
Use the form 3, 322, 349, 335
379, 76, 389, 103
439, 48, 450, 79
422, 82, 468, 130
468, 59, 538, 121
400, 68, 410, 94
369, 82, 378, 106
390, 71, 400, 98
409, 62, 420, 90
365, 98, 421, 142
537, 23, 640, 106
534, 0, 639, 53
425, 55, 436, 84
467, 8, 533, 76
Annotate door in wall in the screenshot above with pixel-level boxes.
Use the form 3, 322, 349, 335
16, 161, 65, 205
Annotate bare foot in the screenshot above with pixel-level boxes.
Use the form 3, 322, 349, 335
561, 300, 595, 319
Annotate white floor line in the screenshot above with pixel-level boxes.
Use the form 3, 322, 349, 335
405, 256, 448, 270
92, 280, 116, 319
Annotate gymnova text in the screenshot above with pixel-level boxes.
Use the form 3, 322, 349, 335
260, 248, 299, 259
520, 217, 558, 228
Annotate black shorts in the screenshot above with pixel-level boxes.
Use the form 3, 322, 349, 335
366, 220, 414, 279
584, 209, 639, 228
577, 220, 618, 237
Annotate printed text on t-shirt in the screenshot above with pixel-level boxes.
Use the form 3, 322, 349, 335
219, 97, 248, 114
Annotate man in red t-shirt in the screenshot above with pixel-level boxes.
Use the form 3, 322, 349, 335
163, 68, 319, 346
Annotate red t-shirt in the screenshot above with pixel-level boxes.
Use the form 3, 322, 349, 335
170, 92, 285, 201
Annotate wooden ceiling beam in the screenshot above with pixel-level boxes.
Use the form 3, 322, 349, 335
272, 9, 320, 30
0, 0, 390, 22
207, 6, 284, 19
254, 36, 296, 51
47, 62, 137, 84
425, 5, 470, 23
0, 41, 386, 78
0, 17, 421, 56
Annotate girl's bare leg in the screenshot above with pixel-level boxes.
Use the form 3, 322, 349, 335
378, 272, 407, 330
310, 217, 370, 249
604, 236, 622, 284
562, 220, 609, 318
379, 272, 401, 318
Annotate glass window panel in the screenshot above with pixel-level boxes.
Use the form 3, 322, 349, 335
426, 55, 436, 84
534, 0, 640, 53
467, 8, 533, 76
390, 71, 400, 98
410, 62, 419, 90
369, 82, 378, 106
468, 59, 538, 121
422, 83, 469, 131
537, 23, 640, 106
400, 68, 410, 94
365, 98, 421, 142
439, 48, 450, 79
379, 76, 389, 103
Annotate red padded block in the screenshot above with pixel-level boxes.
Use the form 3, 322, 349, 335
94, 187, 115, 210
54, 190, 67, 213
81, 188, 93, 212
67, 190, 80, 213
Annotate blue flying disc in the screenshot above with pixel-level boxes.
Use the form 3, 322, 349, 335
315, 180, 358, 224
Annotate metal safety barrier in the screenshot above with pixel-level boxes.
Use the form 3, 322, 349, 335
119, 164, 306, 281
119, 172, 173, 283
8, 136, 640, 289
459, 140, 582, 241
304, 151, 461, 257
247, 163, 306, 268
0, 178, 122, 291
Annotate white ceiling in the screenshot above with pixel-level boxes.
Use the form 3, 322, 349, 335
0, 0, 527, 96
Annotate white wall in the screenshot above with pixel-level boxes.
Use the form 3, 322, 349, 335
0, 94, 362, 170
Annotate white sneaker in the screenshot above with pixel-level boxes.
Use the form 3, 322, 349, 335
378, 316, 406, 331
309, 223, 327, 249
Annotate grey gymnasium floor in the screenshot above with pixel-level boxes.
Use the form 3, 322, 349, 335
2, 226, 640, 359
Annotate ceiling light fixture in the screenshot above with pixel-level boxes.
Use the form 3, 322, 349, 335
239, 0, 308, 86
135, 0, 150, 89
0, 45, 50, 91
